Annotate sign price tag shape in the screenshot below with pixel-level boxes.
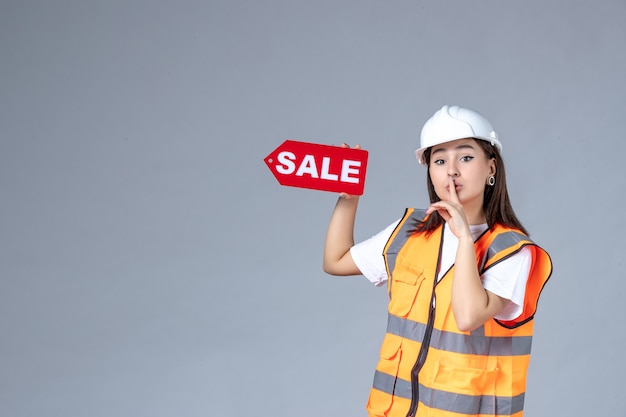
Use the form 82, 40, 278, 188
264, 140, 369, 195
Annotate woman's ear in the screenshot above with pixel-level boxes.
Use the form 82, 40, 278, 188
488, 158, 496, 176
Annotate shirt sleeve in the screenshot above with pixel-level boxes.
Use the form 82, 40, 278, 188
349, 220, 400, 287
482, 247, 532, 321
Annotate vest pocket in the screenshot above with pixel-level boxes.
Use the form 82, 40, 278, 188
389, 261, 425, 317
429, 358, 498, 413
368, 336, 403, 416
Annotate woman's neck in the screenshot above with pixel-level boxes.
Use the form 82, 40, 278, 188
462, 202, 486, 225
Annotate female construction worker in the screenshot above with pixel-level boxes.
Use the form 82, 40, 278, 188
323, 105, 552, 417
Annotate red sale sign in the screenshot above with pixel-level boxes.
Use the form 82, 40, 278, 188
264, 140, 369, 195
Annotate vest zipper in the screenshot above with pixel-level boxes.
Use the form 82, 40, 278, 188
405, 278, 438, 417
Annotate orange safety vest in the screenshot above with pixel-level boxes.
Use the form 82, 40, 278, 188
367, 208, 552, 417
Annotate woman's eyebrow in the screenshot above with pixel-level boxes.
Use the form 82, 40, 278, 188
431, 144, 477, 155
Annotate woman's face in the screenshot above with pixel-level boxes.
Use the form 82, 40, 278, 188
428, 138, 496, 209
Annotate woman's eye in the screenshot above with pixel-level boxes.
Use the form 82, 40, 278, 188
433, 159, 445, 165
460, 155, 474, 162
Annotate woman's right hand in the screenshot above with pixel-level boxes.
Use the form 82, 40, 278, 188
337, 143, 362, 200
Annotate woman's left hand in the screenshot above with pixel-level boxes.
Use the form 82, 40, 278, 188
426, 176, 471, 239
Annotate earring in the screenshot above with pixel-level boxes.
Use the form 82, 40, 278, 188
488, 176, 496, 186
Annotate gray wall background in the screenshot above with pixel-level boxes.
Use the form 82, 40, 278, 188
2, 1, 625, 416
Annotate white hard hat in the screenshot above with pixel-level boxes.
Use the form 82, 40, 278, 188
415, 105, 502, 165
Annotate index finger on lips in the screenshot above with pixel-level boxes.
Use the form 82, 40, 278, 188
449, 176, 460, 204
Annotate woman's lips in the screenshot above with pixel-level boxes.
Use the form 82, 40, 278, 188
446, 181, 461, 191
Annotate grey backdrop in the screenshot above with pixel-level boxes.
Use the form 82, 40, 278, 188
2, 1, 625, 416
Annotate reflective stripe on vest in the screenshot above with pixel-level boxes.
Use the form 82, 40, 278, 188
372, 371, 525, 415
480, 230, 532, 271
367, 208, 552, 417
386, 314, 533, 356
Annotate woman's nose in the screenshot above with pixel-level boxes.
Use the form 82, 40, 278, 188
447, 162, 459, 177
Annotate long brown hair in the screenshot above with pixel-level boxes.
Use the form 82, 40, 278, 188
412, 139, 529, 236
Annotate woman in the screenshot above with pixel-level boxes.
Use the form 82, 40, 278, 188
323, 105, 552, 417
